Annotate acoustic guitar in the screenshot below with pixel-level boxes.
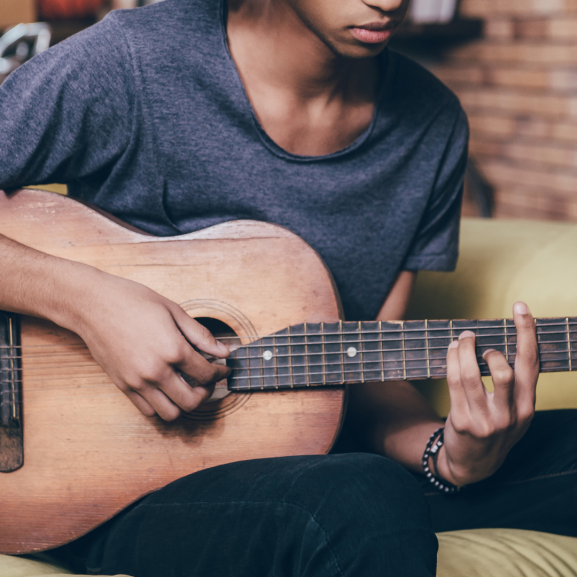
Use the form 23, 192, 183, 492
0, 189, 575, 554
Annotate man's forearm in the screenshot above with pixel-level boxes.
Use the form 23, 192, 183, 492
349, 270, 443, 473
344, 380, 443, 474
0, 233, 101, 330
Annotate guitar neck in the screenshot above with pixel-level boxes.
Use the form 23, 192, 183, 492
227, 318, 577, 391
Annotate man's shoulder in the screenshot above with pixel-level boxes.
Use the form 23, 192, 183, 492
385, 49, 465, 123
111, 0, 220, 44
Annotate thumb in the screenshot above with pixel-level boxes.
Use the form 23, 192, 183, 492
171, 307, 230, 358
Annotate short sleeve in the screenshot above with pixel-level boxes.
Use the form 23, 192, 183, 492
0, 14, 135, 189
402, 106, 469, 272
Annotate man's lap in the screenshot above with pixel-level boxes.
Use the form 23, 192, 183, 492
54, 409, 577, 576
71, 454, 436, 577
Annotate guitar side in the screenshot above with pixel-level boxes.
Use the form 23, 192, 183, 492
0, 189, 346, 554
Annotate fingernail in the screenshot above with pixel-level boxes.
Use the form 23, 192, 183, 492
514, 302, 529, 315
459, 331, 475, 340
449, 341, 459, 349
482, 348, 496, 359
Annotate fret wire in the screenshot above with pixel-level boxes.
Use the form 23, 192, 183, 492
273, 333, 279, 389
568, 318, 572, 373
379, 320, 385, 383
288, 325, 294, 389
359, 322, 365, 384
304, 323, 310, 388
247, 337, 252, 390
340, 320, 345, 385
402, 321, 407, 380
9, 315, 16, 420
504, 319, 509, 366
321, 322, 326, 386
425, 319, 431, 379
259, 339, 264, 391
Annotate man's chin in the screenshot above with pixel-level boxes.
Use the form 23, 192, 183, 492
329, 39, 391, 60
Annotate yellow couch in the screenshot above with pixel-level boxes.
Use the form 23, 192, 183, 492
2, 217, 577, 577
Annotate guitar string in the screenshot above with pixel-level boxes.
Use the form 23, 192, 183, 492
226, 360, 549, 384
0, 357, 568, 403
224, 339, 567, 362
0, 337, 570, 368
3, 349, 575, 387
0, 320, 576, 352
0, 353, 520, 385
2, 350, 572, 401
0, 329, 575, 359
0, 358, 523, 395
0, 339, 525, 363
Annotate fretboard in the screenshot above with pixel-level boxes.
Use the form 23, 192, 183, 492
227, 318, 577, 391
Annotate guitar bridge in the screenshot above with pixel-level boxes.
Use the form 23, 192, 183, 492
0, 312, 22, 472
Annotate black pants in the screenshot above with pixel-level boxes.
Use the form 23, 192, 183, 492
61, 410, 577, 577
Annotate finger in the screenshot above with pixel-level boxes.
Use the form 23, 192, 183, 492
446, 340, 469, 416
161, 372, 216, 413
123, 389, 157, 418
512, 301, 539, 415
172, 307, 230, 358
177, 347, 231, 386
483, 348, 514, 408
457, 331, 488, 410
135, 384, 182, 422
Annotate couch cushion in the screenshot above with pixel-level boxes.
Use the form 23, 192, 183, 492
437, 529, 577, 577
0, 554, 72, 576
2, 529, 577, 577
0, 554, 130, 577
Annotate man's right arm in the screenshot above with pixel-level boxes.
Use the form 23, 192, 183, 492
0, 233, 230, 420
0, 19, 230, 419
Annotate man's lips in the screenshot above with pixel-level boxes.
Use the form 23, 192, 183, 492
350, 22, 398, 44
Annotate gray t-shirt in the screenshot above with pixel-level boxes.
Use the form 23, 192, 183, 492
0, 0, 468, 321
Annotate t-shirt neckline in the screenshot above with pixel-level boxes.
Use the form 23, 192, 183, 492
218, 0, 388, 163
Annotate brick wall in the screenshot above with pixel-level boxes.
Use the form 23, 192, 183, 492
431, 0, 577, 220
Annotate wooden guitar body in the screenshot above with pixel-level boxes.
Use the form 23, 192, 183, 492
0, 189, 346, 554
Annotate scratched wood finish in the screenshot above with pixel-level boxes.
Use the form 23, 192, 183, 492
0, 189, 346, 554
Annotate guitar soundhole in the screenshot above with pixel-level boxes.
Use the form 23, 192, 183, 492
183, 317, 251, 421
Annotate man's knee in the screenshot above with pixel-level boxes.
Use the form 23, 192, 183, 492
284, 454, 430, 529
272, 454, 436, 577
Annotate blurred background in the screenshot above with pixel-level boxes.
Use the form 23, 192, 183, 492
0, 0, 574, 222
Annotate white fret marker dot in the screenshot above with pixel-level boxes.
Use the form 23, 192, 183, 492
347, 347, 358, 358
263, 350, 273, 361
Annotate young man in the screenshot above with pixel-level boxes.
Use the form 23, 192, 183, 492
1, 0, 571, 575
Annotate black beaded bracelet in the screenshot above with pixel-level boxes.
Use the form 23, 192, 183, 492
422, 427, 460, 494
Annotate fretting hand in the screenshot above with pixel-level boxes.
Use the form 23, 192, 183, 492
437, 302, 540, 486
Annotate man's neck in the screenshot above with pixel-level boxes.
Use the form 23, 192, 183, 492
227, 0, 377, 102
227, 0, 380, 156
